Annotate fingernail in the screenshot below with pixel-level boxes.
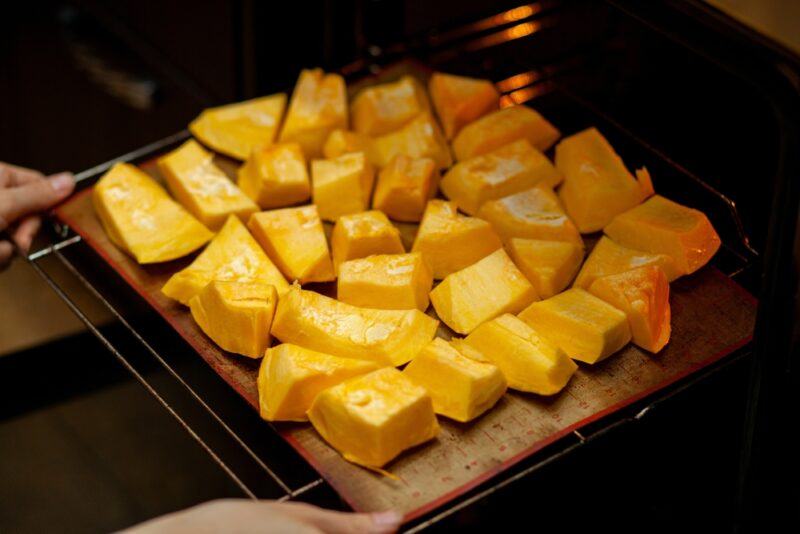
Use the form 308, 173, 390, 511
370, 510, 402, 532
50, 172, 74, 194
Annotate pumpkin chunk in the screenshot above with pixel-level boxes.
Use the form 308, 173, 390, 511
237, 143, 311, 209
411, 200, 502, 279
92, 162, 213, 263
452, 105, 560, 161
404, 338, 506, 422
556, 127, 654, 233
428, 72, 499, 140
351, 75, 430, 136
441, 139, 562, 215
271, 285, 438, 366
589, 266, 671, 353
278, 68, 348, 158
311, 152, 375, 221
373, 155, 439, 222
258, 343, 380, 422
162, 216, 289, 305
573, 236, 679, 289
507, 238, 584, 299
603, 194, 721, 275
476, 186, 582, 245
323, 129, 370, 159
248, 205, 334, 284
308, 367, 440, 468
518, 288, 631, 364
189, 93, 286, 160
369, 112, 452, 169
337, 252, 433, 311
331, 210, 405, 271
157, 140, 258, 231
431, 249, 538, 334
459, 314, 577, 395
189, 281, 277, 358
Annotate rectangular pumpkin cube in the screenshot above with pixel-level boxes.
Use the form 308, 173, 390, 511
506, 238, 584, 299
411, 200, 502, 279
337, 252, 433, 311
237, 143, 311, 209
323, 129, 370, 159
589, 266, 671, 353
258, 343, 380, 422
311, 152, 375, 221
157, 139, 258, 231
278, 68, 348, 158
373, 155, 439, 222
428, 71, 499, 140
452, 105, 560, 161
330, 210, 404, 270
351, 75, 429, 136
403, 338, 506, 422
441, 139, 562, 215
518, 288, 631, 364
459, 314, 577, 395
308, 367, 440, 468
162, 216, 289, 305
92, 162, 213, 264
603, 194, 721, 275
476, 186, 582, 245
189, 281, 277, 358
189, 93, 286, 160
573, 236, 679, 289
248, 205, 334, 284
431, 248, 538, 334
556, 127, 654, 233
369, 112, 452, 169
271, 285, 438, 367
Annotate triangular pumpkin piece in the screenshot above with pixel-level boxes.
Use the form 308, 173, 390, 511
573, 236, 680, 289
428, 72, 500, 140
506, 238, 584, 299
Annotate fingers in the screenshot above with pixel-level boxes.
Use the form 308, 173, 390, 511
0, 162, 45, 186
12, 215, 42, 254
268, 502, 402, 534
0, 241, 13, 271
0, 172, 74, 231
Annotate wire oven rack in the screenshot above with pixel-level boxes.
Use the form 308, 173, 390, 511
24, 1, 763, 530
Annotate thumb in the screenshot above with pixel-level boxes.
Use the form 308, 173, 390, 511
0, 172, 74, 231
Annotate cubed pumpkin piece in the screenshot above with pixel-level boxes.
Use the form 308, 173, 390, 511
476, 186, 582, 245
323, 129, 370, 159
369, 112, 452, 169
157, 140, 258, 231
271, 285, 438, 366
162, 216, 289, 305
278, 68, 348, 158
589, 266, 671, 353
92, 163, 213, 263
351, 75, 430, 136
411, 200, 502, 279
248, 205, 334, 284
460, 314, 577, 395
257, 343, 380, 422
431, 248, 538, 334
308, 367, 440, 468
404, 338, 506, 422
556, 127, 654, 233
311, 152, 375, 221
441, 139, 562, 215
337, 252, 432, 311
331, 210, 404, 270
452, 105, 560, 161
428, 72, 500, 140
373, 155, 439, 222
189, 93, 286, 160
573, 236, 679, 289
237, 143, 311, 209
518, 288, 631, 364
603, 194, 721, 276
189, 281, 277, 358
506, 238, 584, 299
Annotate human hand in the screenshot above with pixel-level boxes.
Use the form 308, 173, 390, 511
0, 162, 75, 269
121, 499, 402, 534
